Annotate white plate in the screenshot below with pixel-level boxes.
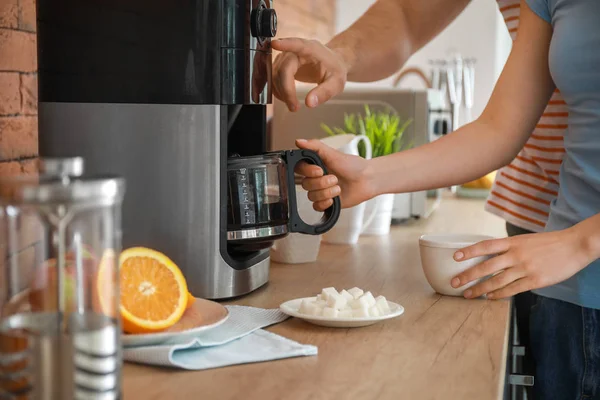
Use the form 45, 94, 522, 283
280, 297, 405, 328
122, 298, 229, 347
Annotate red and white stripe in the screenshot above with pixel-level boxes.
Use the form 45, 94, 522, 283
485, 1, 567, 232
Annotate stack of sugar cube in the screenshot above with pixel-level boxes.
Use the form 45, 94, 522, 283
298, 287, 392, 319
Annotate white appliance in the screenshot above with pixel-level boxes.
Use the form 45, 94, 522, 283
270, 87, 451, 221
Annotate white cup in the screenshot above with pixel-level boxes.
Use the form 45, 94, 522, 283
418, 233, 496, 296
270, 186, 323, 264
319, 134, 370, 157
318, 134, 378, 245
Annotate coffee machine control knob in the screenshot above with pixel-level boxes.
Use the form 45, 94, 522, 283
251, 5, 277, 39
259, 9, 277, 38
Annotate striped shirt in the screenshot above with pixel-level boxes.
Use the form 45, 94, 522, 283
484, 0, 567, 233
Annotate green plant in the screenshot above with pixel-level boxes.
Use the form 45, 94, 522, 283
320, 105, 412, 158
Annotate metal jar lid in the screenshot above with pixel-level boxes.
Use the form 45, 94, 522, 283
38, 157, 84, 178
0, 174, 126, 207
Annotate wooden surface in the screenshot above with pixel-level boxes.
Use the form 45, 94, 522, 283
123, 196, 511, 400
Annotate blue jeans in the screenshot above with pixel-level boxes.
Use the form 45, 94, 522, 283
530, 295, 600, 399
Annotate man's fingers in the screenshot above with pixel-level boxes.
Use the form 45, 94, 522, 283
273, 54, 300, 111
271, 38, 317, 57
305, 75, 345, 108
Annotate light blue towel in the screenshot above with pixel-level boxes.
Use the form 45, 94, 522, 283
123, 306, 318, 370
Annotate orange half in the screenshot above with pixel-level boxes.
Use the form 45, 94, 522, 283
186, 292, 196, 310
94, 249, 117, 318
118, 247, 188, 334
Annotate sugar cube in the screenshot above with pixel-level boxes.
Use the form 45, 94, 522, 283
352, 305, 370, 318
322, 307, 339, 318
349, 299, 362, 309
311, 306, 323, 317
369, 306, 381, 317
300, 288, 393, 320
347, 287, 364, 299
340, 289, 354, 302
299, 299, 314, 315
299, 300, 322, 317
321, 287, 338, 302
327, 293, 348, 310
360, 292, 376, 308
375, 296, 391, 315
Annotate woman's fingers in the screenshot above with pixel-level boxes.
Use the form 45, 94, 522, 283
307, 186, 341, 202
313, 199, 334, 212
486, 278, 532, 300
454, 238, 511, 261
452, 253, 514, 288
463, 267, 525, 299
301, 175, 338, 191
294, 162, 324, 178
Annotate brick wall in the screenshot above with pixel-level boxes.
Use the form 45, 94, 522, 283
275, 0, 336, 42
0, 0, 37, 176
0, 0, 336, 175
269, 0, 337, 118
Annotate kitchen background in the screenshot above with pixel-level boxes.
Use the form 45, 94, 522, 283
0, 0, 510, 176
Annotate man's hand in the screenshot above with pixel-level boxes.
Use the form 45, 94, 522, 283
293, 138, 376, 211
450, 228, 594, 300
271, 38, 349, 112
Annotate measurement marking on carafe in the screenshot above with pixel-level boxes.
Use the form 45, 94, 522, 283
236, 167, 256, 225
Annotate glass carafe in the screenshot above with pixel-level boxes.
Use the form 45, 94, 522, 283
226, 149, 341, 252
0, 172, 125, 400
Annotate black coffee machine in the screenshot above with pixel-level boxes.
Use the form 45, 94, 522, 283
36, 0, 282, 299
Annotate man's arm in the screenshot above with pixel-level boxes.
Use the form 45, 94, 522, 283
328, 0, 471, 82
271, 0, 471, 110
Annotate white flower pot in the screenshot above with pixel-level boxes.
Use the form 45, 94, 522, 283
361, 194, 395, 236
320, 133, 376, 245
271, 186, 323, 264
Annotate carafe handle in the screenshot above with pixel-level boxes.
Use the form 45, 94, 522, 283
284, 149, 341, 235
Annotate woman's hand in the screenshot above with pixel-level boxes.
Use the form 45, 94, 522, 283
293, 138, 376, 211
450, 228, 594, 299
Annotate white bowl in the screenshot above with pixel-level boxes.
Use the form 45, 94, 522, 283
419, 233, 496, 296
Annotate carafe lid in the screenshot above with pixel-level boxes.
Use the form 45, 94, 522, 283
0, 174, 126, 207
227, 153, 283, 168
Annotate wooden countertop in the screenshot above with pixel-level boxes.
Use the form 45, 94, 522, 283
124, 196, 511, 400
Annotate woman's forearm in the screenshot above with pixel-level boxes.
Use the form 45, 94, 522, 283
366, 118, 526, 196
364, 1, 556, 197
573, 213, 600, 263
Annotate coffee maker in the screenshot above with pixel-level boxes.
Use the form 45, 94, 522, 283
36, 0, 279, 299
